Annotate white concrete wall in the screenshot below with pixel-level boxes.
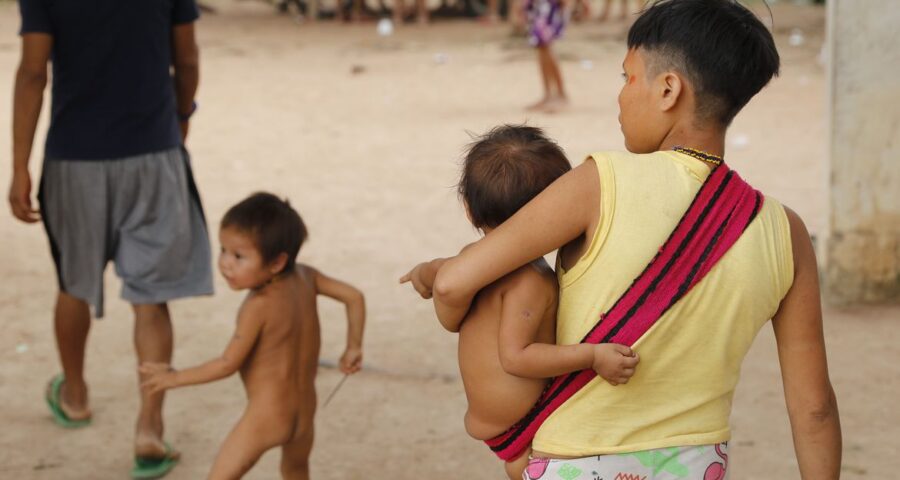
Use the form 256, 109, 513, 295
826, 0, 900, 303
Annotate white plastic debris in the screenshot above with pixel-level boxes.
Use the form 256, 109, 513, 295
580, 59, 594, 71
788, 28, 805, 47
377, 18, 394, 36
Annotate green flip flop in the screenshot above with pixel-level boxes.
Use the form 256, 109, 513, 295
45, 374, 92, 429
131, 442, 180, 479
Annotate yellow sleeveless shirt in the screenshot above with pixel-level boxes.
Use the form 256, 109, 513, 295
533, 150, 794, 456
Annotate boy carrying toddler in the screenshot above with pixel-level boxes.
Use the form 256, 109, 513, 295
401, 125, 639, 479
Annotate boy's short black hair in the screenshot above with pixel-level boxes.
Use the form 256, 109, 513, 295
459, 125, 571, 229
628, 0, 780, 126
221, 192, 307, 273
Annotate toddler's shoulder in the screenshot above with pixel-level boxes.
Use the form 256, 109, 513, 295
237, 291, 273, 321
499, 260, 559, 300
292, 262, 320, 287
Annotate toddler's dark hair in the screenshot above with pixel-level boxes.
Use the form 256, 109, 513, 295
221, 192, 307, 273
459, 125, 571, 229
628, 0, 780, 126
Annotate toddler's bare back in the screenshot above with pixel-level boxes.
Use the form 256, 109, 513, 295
239, 265, 321, 408
457, 260, 557, 440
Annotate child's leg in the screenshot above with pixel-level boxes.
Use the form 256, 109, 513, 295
527, 45, 554, 109
415, 0, 428, 24
545, 45, 567, 100
280, 422, 314, 480
335, 0, 347, 22
482, 0, 500, 23
598, 0, 612, 21
505, 447, 531, 480
207, 410, 290, 480
351, 0, 362, 22
392, 0, 405, 23
280, 392, 316, 480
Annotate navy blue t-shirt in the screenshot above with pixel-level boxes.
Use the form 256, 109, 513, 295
19, 0, 199, 160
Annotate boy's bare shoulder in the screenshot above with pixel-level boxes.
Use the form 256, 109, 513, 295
237, 291, 273, 323
293, 263, 319, 287
495, 258, 558, 301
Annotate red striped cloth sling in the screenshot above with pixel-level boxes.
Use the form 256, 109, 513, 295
485, 162, 764, 461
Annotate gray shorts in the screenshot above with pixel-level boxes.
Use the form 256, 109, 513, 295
38, 147, 214, 317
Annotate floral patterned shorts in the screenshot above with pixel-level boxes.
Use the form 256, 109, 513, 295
524, 443, 729, 480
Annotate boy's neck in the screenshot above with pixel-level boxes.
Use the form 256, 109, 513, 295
656, 120, 727, 159
253, 269, 290, 292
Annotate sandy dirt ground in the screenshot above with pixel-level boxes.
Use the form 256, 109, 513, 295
0, 1, 897, 479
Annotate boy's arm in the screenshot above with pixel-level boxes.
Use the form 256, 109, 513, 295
9, 33, 52, 224
498, 275, 639, 382
432, 161, 599, 331
772, 207, 841, 480
140, 299, 266, 393
498, 277, 593, 378
399, 257, 447, 300
312, 267, 366, 374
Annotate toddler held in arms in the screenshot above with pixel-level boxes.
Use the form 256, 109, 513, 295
141, 193, 365, 480
401, 126, 639, 479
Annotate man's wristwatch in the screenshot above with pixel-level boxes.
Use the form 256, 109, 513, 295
178, 101, 198, 122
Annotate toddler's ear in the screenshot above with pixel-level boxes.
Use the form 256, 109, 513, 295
270, 252, 289, 274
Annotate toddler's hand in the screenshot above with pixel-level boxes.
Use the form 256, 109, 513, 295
339, 347, 363, 375
139, 362, 177, 394
592, 344, 639, 386
399, 262, 433, 299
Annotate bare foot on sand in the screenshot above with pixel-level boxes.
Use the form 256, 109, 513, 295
526, 96, 568, 112
526, 97, 552, 111
541, 96, 569, 113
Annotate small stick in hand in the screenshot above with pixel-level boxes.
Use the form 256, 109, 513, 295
322, 373, 349, 408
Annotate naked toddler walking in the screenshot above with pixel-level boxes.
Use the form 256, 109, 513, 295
141, 192, 365, 479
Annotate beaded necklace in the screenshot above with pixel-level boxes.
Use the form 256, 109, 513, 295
672, 146, 723, 167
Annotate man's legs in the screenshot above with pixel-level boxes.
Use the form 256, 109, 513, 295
133, 303, 175, 458
53, 291, 92, 419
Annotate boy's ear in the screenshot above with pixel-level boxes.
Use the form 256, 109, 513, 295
658, 71, 684, 113
269, 252, 289, 275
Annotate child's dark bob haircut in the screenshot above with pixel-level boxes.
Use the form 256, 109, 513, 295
221, 192, 307, 273
459, 125, 571, 230
628, 0, 780, 126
